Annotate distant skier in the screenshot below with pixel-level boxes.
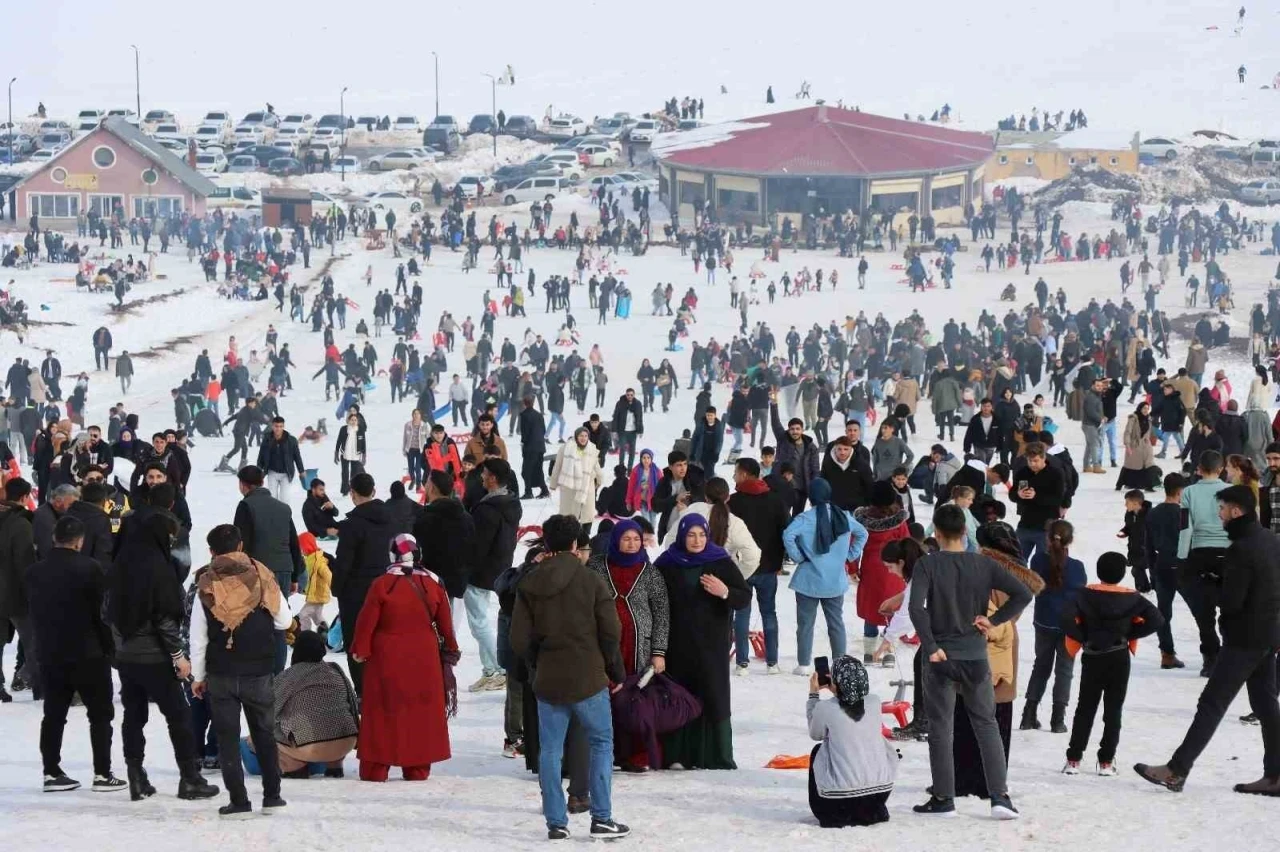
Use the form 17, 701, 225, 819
1239, 64, 1247, 83
766, 85, 774, 103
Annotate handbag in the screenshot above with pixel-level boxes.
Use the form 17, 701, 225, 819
400, 574, 460, 718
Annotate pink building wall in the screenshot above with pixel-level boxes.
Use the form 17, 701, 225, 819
16, 126, 207, 221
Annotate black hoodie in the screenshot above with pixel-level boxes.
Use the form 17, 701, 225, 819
414, 496, 474, 599
1218, 514, 1280, 649
470, 490, 523, 590
331, 499, 396, 613
1062, 583, 1163, 656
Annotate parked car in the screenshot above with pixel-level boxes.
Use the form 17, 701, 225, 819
1140, 137, 1179, 160
452, 175, 494, 198
39, 120, 73, 134
310, 190, 345, 206
274, 126, 309, 147
613, 170, 658, 189
244, 144, 284, 166
203, 110, 234, 130
468, 114, 497, 135
333, 155, 361, 173
588, 174, 630, 193
142, 109, 175, 130
156, 139, 186, 153
627, 119, 659, 143
267, 157, 304, 177
315, 114, 346, 129
577, 144, 617, 167
279, 113, 313, 131
311, 126, 342, 143
153, 123, 186, 144
227, 155, 258, 173
364, 190, 424, 214
592, 117, 626, 139
271, 140, 297, 157
207, 185, 260, 207
677, 119, 705, 131
367, 149, 430, 171
423, 125, 461, 154
192, 125, 227, 147
355, 115, 381, 131
195, 150, 228, 175
303, 140, 339, 162
28, 149, 57, 163
38, 131, 73, 151
240, 110, 280, 129
501, 176, 564, 206
542, 151, 584, 180
1240, 179, 1280, 203
430, 115, 460, 132
546, 115, 587, 139
393, 116, 422, 133
504, 115, 539, 139
0, 132, 36, 154
233, 125, 265, 144
105, 108, 138, 125
76, 108, 104, 123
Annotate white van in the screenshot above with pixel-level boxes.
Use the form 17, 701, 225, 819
501, 176, 564, 206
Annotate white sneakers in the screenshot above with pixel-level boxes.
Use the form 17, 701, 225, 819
1062, 760, 1080, 775
1097, 761, 1117, 776
792, 665, 812, 676
734, 665, 749, 677
468, 673, 507, 693
766, 664, 783, 675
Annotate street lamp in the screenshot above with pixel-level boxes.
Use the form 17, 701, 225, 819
432, 52, 439, 121
130, 45, 140, 119
482, 73, 497, 156
340, 86, 348, 183
6, 77, 14, 173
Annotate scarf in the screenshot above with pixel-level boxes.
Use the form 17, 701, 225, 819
608, 519, 647, 567
195, 552, 282, 649
735, 477, 770, 496
654, 513, 730, 569
807, 477, 850, 555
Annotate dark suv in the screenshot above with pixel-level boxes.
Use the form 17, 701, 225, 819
423, 125, 461, 154
504, 115, 538, 139
468, 114, 496, 135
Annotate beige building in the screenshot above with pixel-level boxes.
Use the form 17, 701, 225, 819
986, 129, 1140, 182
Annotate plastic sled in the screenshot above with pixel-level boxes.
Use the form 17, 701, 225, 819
889, 263, 904, 270
765, 754, 811, 769
727, 630, 766, 660
517, 525, 543, 542
302, 468, 319, 490
432, 401, 452, 420
882, 700, 911, 729
363, 381, 377, 392
326, 618, 344, 652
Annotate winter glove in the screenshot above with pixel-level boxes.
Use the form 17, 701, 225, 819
1132, 567, 1153, 594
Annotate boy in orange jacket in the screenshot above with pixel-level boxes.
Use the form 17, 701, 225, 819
1060, 552, 1164, 776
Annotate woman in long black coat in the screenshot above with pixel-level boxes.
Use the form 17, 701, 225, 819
654, 513, 750, 769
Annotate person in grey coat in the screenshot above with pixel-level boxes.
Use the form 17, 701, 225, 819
870, 422, 914, 482
1082, 378, 1106, 473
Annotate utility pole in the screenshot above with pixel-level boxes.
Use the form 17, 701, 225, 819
432, 52, 439, 120
130, 45, 140, 118
482, 73, 497, 156
340, 86, 348, 183
6, 78, 14, 171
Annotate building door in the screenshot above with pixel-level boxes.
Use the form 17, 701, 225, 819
279, 202, 297, 226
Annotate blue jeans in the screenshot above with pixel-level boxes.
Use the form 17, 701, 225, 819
547, 411, 566, 441
1017, 528, 1048, 565
795, 593, 846, 667
1101, 420, 1118, 463
733, 573, 778, 666
730, 426, 744, 451
405, 451, 424, 487
464, 586, 501, 676
1155, 427, 1185, 456
537, 690, 613, 829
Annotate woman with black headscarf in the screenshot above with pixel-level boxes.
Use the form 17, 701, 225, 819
108, 502, 220, 802
806, 655, 897, 827
654, 514, 750, 769
950, 522, 1044, 799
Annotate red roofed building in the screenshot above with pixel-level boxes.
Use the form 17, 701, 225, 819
654, 104, 993, 230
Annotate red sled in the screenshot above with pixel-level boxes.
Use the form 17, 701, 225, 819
727, 630, 767, 660
889, 263, 904, 270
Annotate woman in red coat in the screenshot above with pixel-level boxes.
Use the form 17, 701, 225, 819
351, 533, 459, 781
851, 482, 909, 663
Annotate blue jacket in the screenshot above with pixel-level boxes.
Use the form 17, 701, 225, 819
784, 509, 869, 599
1029, 552, 1087, 631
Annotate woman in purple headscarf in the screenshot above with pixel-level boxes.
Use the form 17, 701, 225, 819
654, 513, 751, 769
588, 518, 671, 770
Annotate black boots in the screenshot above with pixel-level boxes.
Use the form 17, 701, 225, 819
126, 761, 156, 801
1019, 703, 1041, 731
1200, 654, 1217, 678
1050, 702, 1068, 734
176, 759, 220, 800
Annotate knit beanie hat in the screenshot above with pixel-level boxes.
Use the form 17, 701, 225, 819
1097, 552, 1127, 584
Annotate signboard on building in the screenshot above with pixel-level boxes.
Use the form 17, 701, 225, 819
64, 174, 99, 190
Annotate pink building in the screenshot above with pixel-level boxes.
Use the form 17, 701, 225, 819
11, 116, 215, 225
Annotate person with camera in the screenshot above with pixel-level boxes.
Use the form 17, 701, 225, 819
806, 655, 897, 827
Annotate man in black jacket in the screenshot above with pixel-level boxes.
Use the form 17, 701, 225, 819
729, 458, 791, 672
384, 480, 422, 533
963, 398, 1002, 463
820, 436, 873, 512
583, 414, 611, 468
0, 479, 37, 697
414, 469, 474, 602
610, 389, 643, 471
28, 515, 123, 792
1216, 400, 1248, 458
67, 482, 116, 566
301, 479, 341, 538
652, 451, 706, 540
232, 466, 303, 673
469, 458, 523, 691
219, 398, 266, 472
330, 472, 396, 696
518, 396, 549, 498
1136, 485, 1280, 795
1010, 443, 1064, 562
256, 417, 306, 504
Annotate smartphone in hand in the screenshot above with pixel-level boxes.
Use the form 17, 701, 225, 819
814, 656, 831, 688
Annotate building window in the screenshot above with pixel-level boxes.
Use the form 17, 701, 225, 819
1024, 156, 1034, 165
1089, 156, 1098, 165
29, 192, 80, 218
931, 184, 963, 210
997, 154, 1008, 165
50, 167, 67, 184
133, 195, 184, 218
92, 145, 116, 169
88, 194, 125, 219
716, 188, 759, 215
1068, 157, 1076, 166
1109, 156, 1119, 166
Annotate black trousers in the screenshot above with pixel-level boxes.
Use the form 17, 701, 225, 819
1171, 646, 1280, 778
1066, 651, 1130, 763
339, 459, 362, 495
208, 673, 279, 804
41, 656, 115, 776
117, 661, 197, 765
522, 455, 547, 495
808, 744, 891, 827
1180, 548, 1225, 658
223, 432, 249, 465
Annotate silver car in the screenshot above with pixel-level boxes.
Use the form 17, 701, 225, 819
1240, 179, 1280, 204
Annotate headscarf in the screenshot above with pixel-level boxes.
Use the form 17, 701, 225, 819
108, 509, 185, 639
291, 630, 328, 665
807, 477, 850, 555
385, 533, 428, 575
977, 521, 1022, 560
608, 518, 647, 568
654, 513, 730, 568
831, 654, 870, 713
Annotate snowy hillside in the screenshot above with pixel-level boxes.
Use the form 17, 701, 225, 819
8, 2, 1280, 139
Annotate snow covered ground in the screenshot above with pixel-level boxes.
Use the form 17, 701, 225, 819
1, 196, 1277, 847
